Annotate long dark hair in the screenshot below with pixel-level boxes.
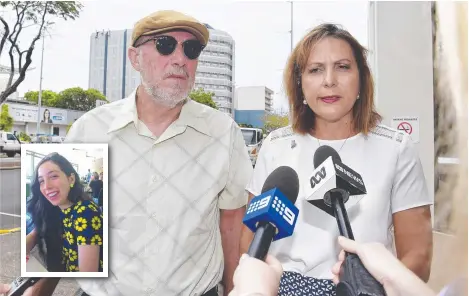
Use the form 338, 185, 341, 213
27, 152, 91, 272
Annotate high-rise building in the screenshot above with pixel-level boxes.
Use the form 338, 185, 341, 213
195, 24, 235, 116
88, 24, 235, 117
234, 86, 274, 128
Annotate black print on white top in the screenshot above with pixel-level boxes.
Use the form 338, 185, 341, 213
278, 271, 336, 296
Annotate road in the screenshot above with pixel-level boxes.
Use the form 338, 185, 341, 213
0, 154, 20, 169
0, 168, 21, 230
0, 232, 82, 296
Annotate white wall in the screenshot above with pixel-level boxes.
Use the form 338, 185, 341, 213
24, 123, 68, 137
88, 32, 106, 92
369, 1, 435, 210
235, 86, 266, 110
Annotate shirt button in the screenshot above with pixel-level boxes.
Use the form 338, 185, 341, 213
152, 175, 158, 183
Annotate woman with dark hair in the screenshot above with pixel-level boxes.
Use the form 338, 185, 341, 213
42, 109, 53, 124
240, 23, 433, 295
26, 152, 103, 274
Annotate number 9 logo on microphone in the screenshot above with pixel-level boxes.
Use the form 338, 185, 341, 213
243, 189, 299, 241
272, 196, 295, 225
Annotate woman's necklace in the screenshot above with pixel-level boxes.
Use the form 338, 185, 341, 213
315, 129, 353, 153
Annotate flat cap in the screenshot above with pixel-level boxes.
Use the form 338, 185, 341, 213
131, 10, 210, 46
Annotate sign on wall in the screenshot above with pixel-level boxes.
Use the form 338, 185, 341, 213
41, 108, 67, 124
8, 104, 68, 125
391, 116, 420, 143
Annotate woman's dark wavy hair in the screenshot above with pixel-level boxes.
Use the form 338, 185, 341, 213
27, 152, 91, 272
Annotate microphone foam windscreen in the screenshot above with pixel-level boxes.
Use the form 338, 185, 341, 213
313, 145, 341, 168
261, 166, 300, 204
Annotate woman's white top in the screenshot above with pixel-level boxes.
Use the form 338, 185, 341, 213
246, 124, 433, 279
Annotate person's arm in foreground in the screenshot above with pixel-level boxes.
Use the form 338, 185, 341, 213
0, 278, 61, 296
331, 236, 436, 296
228, 254, 283, 296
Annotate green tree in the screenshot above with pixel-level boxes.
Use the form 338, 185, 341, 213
189, 88, 218, 109
18, 131, 31, 142
23, 88, 108, 111
263, 113, 289, 132
55, 87, 108, 111
24, 90, 58, 106
0, 104, 14, 131
66, 122, 73, 134
0, 1, 83, 104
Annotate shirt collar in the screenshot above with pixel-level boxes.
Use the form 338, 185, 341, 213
106, 91, 136, 133
107, 89, 212, 137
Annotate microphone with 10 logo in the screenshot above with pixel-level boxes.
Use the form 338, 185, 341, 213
243, 166, 300, 260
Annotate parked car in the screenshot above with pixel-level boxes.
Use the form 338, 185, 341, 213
240, 127, 264, 167
0, 131, 21, 157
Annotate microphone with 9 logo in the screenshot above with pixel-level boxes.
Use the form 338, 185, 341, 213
243, 166, 300, 260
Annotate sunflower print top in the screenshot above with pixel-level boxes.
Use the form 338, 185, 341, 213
60, 200, 103, 272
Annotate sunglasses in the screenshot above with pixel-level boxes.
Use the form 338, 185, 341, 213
138, 35, 205, 60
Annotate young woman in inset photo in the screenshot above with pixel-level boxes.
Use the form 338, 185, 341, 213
26, 152, 103, 273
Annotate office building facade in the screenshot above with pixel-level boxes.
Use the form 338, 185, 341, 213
88, 24, 235, 116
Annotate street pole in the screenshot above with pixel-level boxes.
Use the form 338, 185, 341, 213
290, 1, 294, 52
36, 33, 45, 137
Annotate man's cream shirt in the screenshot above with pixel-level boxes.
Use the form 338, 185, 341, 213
65, 90, 253, 296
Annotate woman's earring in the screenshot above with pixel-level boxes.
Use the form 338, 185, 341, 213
303, 99, 307, 105
357, 94, 360, 100
70, 183, 74, 188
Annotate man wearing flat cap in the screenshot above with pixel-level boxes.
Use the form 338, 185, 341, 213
61, 10, 252, 296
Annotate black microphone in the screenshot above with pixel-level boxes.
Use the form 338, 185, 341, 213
309, 145, 385, 296
306, 145, 367, 216
243, 166, 300, 260
7, 277, 40, 296
313, 146, 359, 239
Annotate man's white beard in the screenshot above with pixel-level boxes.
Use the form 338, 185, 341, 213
141, 76, 194, 109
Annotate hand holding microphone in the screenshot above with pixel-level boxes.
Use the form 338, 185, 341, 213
0, 284, 10, 296
3, 278, 38, 296
307, 145, 385, 296
0, 278, 36, 296
332, 236, 436, 296
229, 254, 283, 296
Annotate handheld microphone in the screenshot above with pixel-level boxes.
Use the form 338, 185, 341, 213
7, 277, 40, 296
305, 145, 366, 216
243, 166, 300, 260
311, 145, 385, 296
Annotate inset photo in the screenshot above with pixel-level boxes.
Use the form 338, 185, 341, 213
20, 143, 108, 278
